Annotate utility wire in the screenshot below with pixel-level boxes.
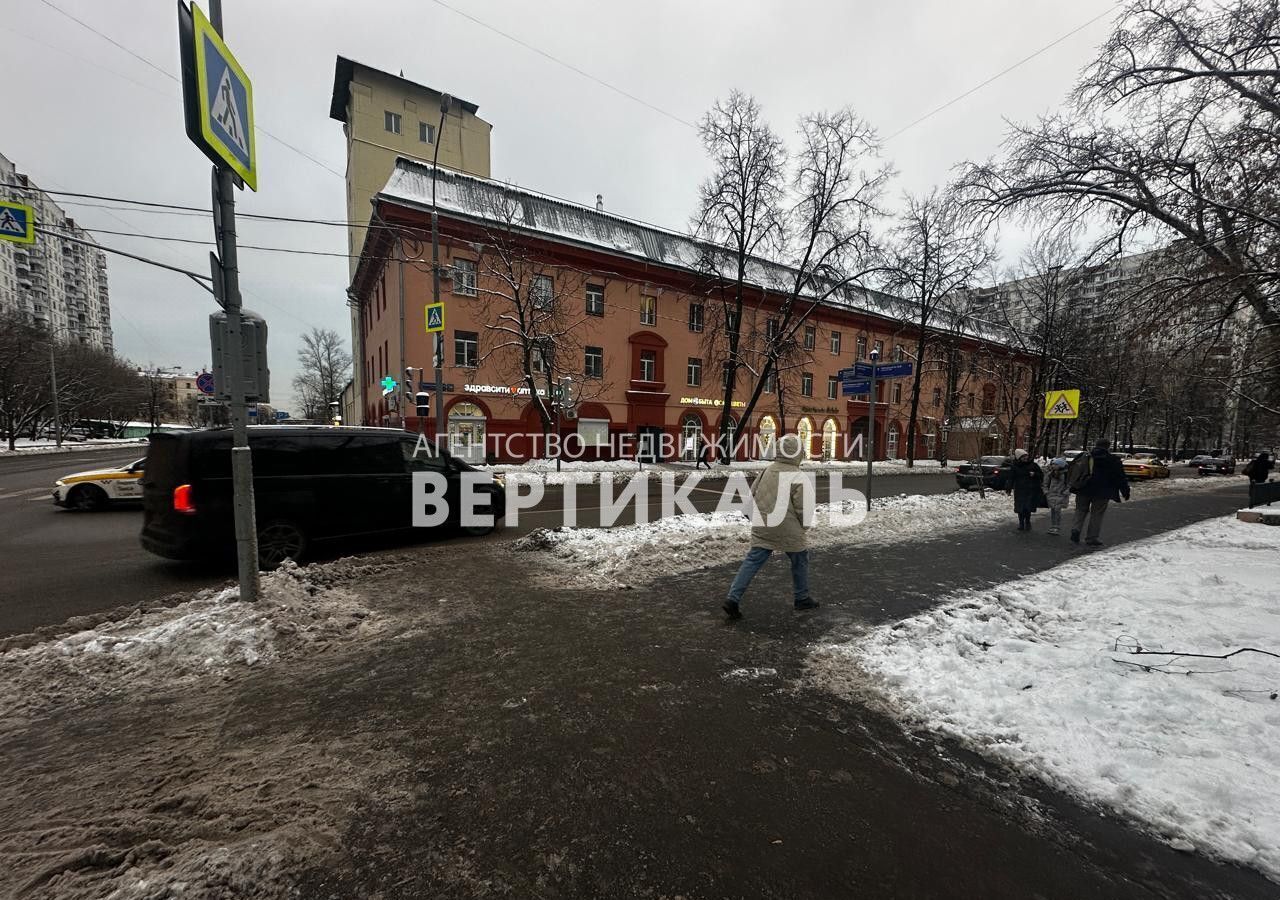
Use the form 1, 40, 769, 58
883, 4, 1118, 142
426, 0, 698, 130
36, 0, 345, 179
34, 226, 213, 287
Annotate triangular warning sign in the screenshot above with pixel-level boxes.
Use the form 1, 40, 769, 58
211, 68, 248, 157
1048, 395, 1075, 416
0, 209, 22, 236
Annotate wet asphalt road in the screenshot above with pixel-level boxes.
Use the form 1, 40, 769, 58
0, 449, 1208, 638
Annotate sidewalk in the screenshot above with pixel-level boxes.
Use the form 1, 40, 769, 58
0, 483, 1270, 899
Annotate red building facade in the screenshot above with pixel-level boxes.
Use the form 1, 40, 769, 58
350, 161, 1033, 463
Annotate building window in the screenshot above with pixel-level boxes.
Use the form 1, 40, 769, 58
801, 372, 814, 397
585, 283, 605, 316
981, 384, 997, 415
830, 331, 841, 355
766, 318, 779, 341
531, 274, 553, 310
827, 375, 838, 400
967, 392, 975, 410
891, 382, 902, 404
969, 354, 979, 374
873, 339, 884, 357
803, 325, 816, 350
932, 386, 942, 408
452, 259, 476, 296
640, 295, 656, 326
763, 371, 777, 393
887, 423, 900, 459
687, 356, 702, 387
531, 346, 548, 375
419, 121, 435, 144
454, 330, 478, 367
894, 344, 906, 362
384, 111, 401, 134
640, 350, 656, 382
585, 346, 603, 378
726, 309, 739, 333
688, 302, 704, 332
856, 335, 867, 359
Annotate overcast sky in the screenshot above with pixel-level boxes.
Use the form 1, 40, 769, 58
6, 0, 1117, 412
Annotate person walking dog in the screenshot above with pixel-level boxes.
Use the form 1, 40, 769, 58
1068, 439, 1130, 547
722, 433, 819, 619
1006, 449, 1044, 532
1042, 456, 1071, 535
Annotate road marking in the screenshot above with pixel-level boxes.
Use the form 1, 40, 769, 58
0, 487, 51, 501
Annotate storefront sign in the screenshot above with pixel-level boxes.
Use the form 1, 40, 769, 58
679, 396, 746, 408
464, 383, 547, 397
800, 405, 841, 415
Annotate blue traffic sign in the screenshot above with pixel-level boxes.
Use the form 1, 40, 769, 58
841, 379, 872, 395
0, 202, 34, 244
196, 371, 216, 395
274, 410, 290, 420
179, 2, 257, 190
872, 361, 914, 379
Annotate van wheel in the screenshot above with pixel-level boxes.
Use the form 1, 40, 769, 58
258, 521, 307, 569
67, 484, 107, 511
460, 523, 495, 537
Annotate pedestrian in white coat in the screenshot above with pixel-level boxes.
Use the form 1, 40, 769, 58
722, 433, 819, 619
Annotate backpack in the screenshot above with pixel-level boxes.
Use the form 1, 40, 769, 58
1067, 454, 1092, 493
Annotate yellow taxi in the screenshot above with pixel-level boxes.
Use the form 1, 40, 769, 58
1122, 454, 1171, 480
53, 458, 146, 510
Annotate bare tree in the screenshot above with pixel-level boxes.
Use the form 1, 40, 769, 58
0, 314, 50, 450
881, 189, 995, 465
693, 91, 786, 460
469, 196, 606, 439
293, 327, 352, 422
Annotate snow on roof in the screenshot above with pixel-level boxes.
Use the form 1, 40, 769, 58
375, 160, 1014, 347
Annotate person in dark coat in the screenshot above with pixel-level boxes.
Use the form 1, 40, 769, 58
1007, 448, 1045, 531
1243, 452, 1273, 484
1070, 439, 1130, 547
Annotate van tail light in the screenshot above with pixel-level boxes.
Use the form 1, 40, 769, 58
173, 484, 196, 515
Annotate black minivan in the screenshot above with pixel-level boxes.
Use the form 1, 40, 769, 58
141, 426, 506, 567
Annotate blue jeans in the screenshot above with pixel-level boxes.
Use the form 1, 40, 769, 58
726, 547, 810, 605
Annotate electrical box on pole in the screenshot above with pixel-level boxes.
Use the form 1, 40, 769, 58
209, 308, 270, 402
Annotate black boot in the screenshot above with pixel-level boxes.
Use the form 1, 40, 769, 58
1070, 530, 1080, 543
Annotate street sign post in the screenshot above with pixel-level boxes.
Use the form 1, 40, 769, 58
179, 0, 259, 601
0, 202, 35, 244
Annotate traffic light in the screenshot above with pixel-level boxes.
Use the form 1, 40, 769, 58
415, 391, 430, 418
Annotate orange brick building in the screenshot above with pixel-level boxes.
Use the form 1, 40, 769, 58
350, 160, 1033, 463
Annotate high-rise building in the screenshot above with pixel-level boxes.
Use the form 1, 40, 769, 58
0, 152, 113, 353
329, 57, 492, 417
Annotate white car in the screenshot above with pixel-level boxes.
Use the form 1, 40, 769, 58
53, 458, 146, 510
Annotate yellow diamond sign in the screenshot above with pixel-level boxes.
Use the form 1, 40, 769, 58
1044, 389, 1080, 420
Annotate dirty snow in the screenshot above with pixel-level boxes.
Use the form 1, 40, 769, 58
808, 515, 1280, 880
0, 561, 380, 721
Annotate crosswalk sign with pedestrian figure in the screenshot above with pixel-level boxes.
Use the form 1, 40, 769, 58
425, 303, 445, 333
1043, 389, 1080, 420
0, 202, 34, 244
179, 2, 257, 190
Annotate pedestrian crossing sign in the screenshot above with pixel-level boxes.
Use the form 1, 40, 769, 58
1044, 389, 1080, 420
425, 303, 445, 333
179, 2, 257, 190
0, 202, 34, 244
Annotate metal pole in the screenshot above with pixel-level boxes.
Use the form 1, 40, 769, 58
397, 241, 406, 431
431, 96, 449, 451
210, 0, 259, 602
48, 337, 61, 448
864, 356, 877, 511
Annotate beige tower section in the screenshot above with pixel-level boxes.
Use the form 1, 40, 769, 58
330, 56, 492, 420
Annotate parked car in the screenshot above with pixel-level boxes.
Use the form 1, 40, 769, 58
1186, 454, 1217, 468
1122, 454, 1171, 480
53, 458, 146, 510
955, 455, 1011, 490
140, 426, 506, 568
1195, 454, 1236, 475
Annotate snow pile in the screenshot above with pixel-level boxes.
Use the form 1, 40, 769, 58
514, 490, 1011, 586
0, 562, 380, 719
809, 516, 1280, 880
0, 438, 146, 456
